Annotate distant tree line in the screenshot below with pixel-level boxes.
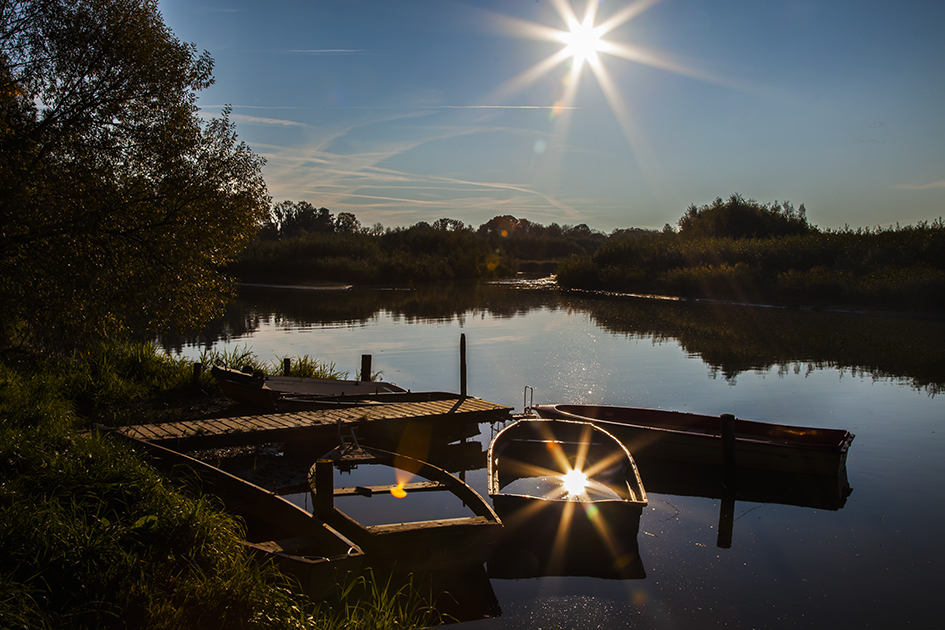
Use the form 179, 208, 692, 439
239, 194, 945, 311
556, 194, 945, 311
232, 202, 632, 283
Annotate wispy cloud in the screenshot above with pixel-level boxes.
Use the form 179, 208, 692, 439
423, 105, 578, 110
895, 180, 945, 190
250, 116, 585, 226
286, 49, 367, 54
229, 114, 308, 128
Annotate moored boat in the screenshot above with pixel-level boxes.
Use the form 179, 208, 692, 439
211, 364, 407, 410
531, 404, 854, 477
487, 418, 647, 579
309, 444, 503, 573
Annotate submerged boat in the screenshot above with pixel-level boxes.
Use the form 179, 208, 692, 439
211, 364, 407, 410
309, 444, 503, 573
110, 432, 364, 598
487, 418, 647, 579
531, 404, 855, 477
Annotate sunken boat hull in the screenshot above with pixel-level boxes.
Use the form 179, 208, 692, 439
310, 445, 503, 574
487, 418, 647, 579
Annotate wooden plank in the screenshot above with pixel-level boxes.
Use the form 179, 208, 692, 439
333, 481, 449, 497
366, 515, 496, 534
119, 395, 512, 447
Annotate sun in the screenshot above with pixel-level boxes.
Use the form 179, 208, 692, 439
559, 16, 606, 67
485, 0, 730, 189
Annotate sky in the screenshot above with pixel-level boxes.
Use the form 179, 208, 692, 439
157, 0, 945, 232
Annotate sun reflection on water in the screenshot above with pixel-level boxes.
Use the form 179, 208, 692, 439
561, 468, 589, 496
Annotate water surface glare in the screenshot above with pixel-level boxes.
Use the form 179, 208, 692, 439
167, 284, 944, 628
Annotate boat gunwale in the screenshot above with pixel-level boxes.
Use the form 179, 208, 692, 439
533, 404, 855, 453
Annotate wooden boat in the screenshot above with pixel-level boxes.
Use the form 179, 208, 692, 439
211, 364, 407, 410
531, 404, 855, 477
309, 444, 503, 573
106, 430, 364, 598
486, 418, 647, 579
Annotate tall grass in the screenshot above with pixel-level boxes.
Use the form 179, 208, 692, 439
556, 221, 945, 310
197, 345, 352, 380
0, 343, 436, 629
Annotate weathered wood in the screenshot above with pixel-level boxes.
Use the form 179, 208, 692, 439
283, 358, 291, 376
360, 354, 371, 382
313, 460, 335, 518
334, 480, 449, 497
115, 396, 512, 450
721, 413, 737, 488
460, 334, 467, 398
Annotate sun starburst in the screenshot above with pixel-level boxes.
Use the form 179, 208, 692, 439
485, 0, 735, 192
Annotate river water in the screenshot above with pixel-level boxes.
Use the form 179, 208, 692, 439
165, 281, 944, 629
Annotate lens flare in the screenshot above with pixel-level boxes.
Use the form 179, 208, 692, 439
561, 468, 588, 496
391, 482, 407, 498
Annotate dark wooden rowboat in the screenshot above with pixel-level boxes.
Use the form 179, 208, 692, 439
531, 404, 854, 477
211, 364, 407, 410
310, 444, 503, 573
108, 431, 364, 598
487, 418, 647, 579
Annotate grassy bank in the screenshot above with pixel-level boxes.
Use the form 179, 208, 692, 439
0, 343, 436, 629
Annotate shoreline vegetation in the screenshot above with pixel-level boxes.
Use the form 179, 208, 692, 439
0, 343, 441, 629
236, 195, 945, 315
7, 2, 938, 626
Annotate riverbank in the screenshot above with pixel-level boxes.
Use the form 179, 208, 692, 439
0, 343, 439, 629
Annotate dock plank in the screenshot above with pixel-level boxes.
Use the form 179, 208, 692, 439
116, 396, 512, 449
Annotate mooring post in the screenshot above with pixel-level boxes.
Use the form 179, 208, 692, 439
283, 358, 291, 376
192, 362, 202, 385
460, 333, 467, 398
313, 460, 335, 518
721, 413, 737, 488
717, 496, 735, 548
360, 354, 372, 382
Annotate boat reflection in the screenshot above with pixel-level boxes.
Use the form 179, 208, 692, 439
635, 456, 853, 548
635, 456, 853, 512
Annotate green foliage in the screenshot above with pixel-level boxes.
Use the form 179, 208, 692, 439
313, 570, 442, 630
0, 343, 443, 628
678, 194, 812, 240
557, 216, 945, 311
235, 220, 498, 284
0, 0, 269, 348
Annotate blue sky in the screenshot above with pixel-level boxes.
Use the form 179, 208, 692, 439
158, 0, 945, 232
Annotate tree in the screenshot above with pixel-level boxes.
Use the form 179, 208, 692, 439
677, 194, 812, 240
0, 0, 269, 346
334, 212, 361, 234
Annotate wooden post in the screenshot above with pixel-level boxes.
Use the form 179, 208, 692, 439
283, 358, 291, 376
360, 354, 372, 382
313, 460, 335, 519
192, 362, 202, 385
460, 333, 467, 398
717, 496, 734, 548
721, 413, 737, 488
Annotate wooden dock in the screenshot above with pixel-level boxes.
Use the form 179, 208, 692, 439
116, 395, 513, 451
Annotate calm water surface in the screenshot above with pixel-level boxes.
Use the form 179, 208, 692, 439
167, 283, 944, 629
